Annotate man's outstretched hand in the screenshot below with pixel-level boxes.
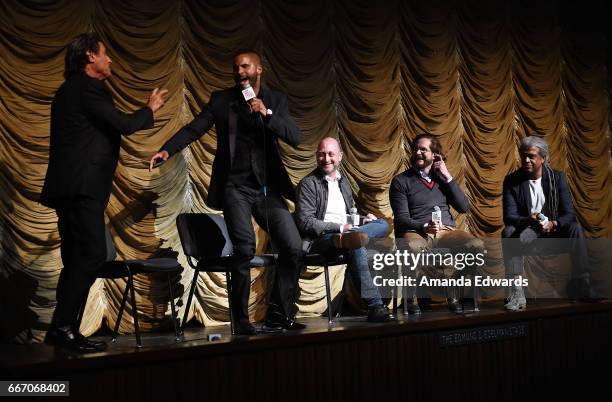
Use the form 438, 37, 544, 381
147, 88, 168, 113
149, 150, 169, 171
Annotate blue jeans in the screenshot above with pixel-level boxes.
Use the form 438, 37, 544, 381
309, 219, 389, 308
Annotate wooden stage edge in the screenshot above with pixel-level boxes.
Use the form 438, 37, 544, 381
1, 300, 612, 401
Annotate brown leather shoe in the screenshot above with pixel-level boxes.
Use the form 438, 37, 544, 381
332, 232, 369, 249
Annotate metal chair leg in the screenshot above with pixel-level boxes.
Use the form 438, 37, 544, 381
391, 263, 397, 315
472, 271, 480, 312
402, 266, 409, 316
181, 270, 200, 334
127, 269, 141, 348
226, 271, 234, 336
334, 274, 350, 319
75, 289, 90, 332
112, 280, 130, 342
323, 260, 333, 327
167, 273, 180, 341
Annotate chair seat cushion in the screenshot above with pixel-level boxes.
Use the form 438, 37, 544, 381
98, 258, 181, 278
251, 254, 276, 267
304, 253, 347, 266
196, 254, 277, 271
98, 261, 130, 278
125, 258, 182, 273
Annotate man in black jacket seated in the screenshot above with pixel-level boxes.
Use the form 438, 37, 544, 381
149, 49, 305, 335
502, 135, 596, 311
41, 33, 167, 352
295, 137, 391, 323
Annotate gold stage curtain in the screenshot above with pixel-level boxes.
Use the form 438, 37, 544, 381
0, 0, 609, 343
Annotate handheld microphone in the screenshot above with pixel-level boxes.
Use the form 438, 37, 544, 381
241, 82, 256, 104
537, 212, 549, 226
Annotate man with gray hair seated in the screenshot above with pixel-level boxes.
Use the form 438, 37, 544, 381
502, 135, 596, 311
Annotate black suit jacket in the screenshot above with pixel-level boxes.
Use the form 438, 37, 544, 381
40, 73, 153, 208
503, 167, 576, 229
160, 86, 301, 210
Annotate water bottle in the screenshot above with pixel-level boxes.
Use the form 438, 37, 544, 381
431, 206, 442, 225
349, 207, 360, 226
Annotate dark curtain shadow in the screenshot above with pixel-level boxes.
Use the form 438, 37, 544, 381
0, 269, 39, 344
0, 160, 39, 344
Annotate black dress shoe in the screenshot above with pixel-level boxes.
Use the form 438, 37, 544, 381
404, 301, 421, 315
567, 277, 601, 301
367, 305, 392, 322
263, 317, 306, 331
45, 326, 107, 353
233, 320, 257, 335
75, 333, 107, 349
447, 298, 464, 314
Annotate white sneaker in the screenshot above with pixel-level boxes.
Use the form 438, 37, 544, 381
505, 285, 526, 311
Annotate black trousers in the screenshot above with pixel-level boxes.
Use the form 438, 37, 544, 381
52, 197, 107, 328
223, 182, 304, 322
502, 221, 590, 279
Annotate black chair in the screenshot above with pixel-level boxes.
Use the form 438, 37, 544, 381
98, 228, 182, 347
302, 253, 348, 326
175, 213, 277, 335
302, 235, 404, 326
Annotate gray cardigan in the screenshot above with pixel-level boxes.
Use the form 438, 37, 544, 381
390, 168, 469, 236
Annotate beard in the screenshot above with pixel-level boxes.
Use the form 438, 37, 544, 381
319, 162, 338, 174
413, 155, 432, 169
235, 73, 258, 88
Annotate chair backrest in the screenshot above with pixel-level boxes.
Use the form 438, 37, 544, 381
105, 226, 118, 262
176, 213, 234, 259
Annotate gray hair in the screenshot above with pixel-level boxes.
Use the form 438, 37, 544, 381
520, 135, 549, 161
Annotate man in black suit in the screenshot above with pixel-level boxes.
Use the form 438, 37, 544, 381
149, 49, 305, 335
41, 33, 167, 351
502, 135, 595, 310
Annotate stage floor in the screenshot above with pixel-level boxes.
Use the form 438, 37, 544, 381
2, 299, 611, 378
2, 300, 611, 401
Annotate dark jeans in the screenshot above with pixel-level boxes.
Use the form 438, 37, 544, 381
502, 222, 590, 279
308, 219, 389, 308
223, 182, 304, 322
53, 197, 107, 329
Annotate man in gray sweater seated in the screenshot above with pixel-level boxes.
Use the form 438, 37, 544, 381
295, 137, 391, 322
390, 133, 484, 314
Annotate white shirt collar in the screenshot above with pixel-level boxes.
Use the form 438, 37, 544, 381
324, 171, 341, 182
418, 169, 432, 183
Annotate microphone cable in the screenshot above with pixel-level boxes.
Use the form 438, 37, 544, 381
241, 82, 272, 254
252, 104, 274, 263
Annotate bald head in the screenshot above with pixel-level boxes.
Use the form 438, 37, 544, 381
316, 137, 343, 177
233, 51, 263, 93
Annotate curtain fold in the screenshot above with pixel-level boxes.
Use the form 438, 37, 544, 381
0, 0, 609, 342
